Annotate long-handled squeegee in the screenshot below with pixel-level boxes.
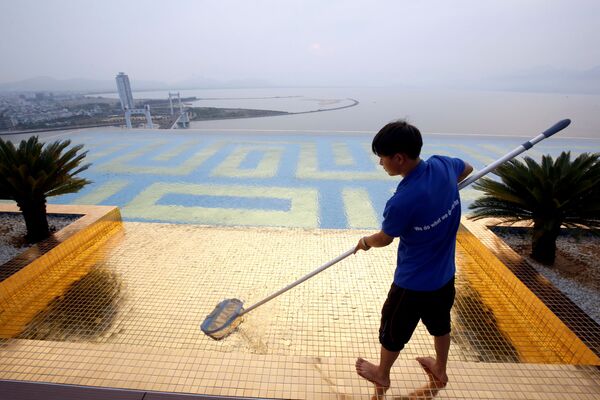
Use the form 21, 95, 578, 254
201, 119, 571, 340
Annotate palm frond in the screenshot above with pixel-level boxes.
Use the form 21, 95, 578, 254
0, 136, 92, 202
469, 151, 600, 231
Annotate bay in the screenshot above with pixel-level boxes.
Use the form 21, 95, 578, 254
98, 87, 600, 139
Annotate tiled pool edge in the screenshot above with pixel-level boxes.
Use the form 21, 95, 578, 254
0, 204, 123, 338
1, 353, 598, 400
460, 217, 600, 363
0, 379, 245, 400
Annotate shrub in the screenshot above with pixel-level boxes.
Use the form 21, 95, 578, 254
0, 136, 91, 242
469, 152, 600, 265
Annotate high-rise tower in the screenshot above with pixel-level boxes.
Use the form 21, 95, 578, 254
115, 72, 134, 110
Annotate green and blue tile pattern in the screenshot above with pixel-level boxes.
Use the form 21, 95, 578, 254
46, 128, 599, 229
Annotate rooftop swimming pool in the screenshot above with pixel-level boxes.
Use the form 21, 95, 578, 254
42, 129, 600, 229
37, 127, 599, 229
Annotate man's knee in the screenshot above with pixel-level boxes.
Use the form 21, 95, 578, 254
379, 322, 414, 352
424, 320, 451, 337
379, 333, 405, 352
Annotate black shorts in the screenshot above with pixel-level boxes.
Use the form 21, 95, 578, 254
379, 277, 455, 352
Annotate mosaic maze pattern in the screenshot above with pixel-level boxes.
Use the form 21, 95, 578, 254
44, 128, 599, 229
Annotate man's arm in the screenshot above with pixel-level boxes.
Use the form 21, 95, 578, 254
457, 161, 474, 183
354, 230, 394, 253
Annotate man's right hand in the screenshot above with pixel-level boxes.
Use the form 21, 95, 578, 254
354, 231, 394, 254
354, 237, 372, 254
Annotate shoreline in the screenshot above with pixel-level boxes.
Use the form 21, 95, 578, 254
188, 98, 359, 122
0, 97, 360, 135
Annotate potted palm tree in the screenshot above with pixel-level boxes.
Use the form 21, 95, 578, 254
469, 152, 600, 265
0, 136, 91, 243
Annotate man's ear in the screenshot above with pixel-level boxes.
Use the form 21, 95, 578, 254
393, 153, 405, 164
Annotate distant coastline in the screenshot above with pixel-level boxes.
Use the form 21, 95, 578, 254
189, 98, 359, 121
5, 87, 598, 138
0, 95, 359, 134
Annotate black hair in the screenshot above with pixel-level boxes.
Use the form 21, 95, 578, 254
371, 120, 422, 159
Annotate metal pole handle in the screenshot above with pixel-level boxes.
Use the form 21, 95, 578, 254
458, 119, 570, 190
241, 247, 355, 315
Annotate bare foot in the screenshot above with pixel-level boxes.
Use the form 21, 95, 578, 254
355, 357, 391, 391
416, 357, 448, 388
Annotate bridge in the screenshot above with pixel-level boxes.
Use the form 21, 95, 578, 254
168, 92, 190, 129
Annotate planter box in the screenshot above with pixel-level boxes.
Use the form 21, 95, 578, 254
0, 204, 123, 338
460, 217, 600, 364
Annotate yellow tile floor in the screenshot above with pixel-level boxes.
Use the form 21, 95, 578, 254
1, 220, 599, 399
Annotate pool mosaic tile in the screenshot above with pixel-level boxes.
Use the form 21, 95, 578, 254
1, 209, 599, 398
0, 204, 123, 338
5, 128, 593, 229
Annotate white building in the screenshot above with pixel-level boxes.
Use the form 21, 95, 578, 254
115, 72, 134, 110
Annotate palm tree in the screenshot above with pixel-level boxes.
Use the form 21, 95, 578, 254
469, 152, 600, 265
0, 136, 91, 243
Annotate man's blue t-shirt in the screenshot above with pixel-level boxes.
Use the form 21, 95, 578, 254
382, 155, 465, 291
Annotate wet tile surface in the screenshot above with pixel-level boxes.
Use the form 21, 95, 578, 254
1, 218, 599, 398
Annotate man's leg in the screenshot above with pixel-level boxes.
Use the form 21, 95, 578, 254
355, 346, 400, 388
418, 277, 454, 387
357, 283, 419, 389
416, 333, 450, 386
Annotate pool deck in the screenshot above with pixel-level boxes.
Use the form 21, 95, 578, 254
1, 205, 599, 399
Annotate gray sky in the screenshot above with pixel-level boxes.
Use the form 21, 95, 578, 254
1, 0, 599, 87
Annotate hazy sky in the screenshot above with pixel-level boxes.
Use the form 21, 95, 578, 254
1, 0, 599, 87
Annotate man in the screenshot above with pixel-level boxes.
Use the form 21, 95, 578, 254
354, 120, 473, 392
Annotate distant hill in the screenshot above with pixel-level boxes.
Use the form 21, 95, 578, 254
483, 65, 600, 94
0, 76, 167, 93
0, 76, 273, 93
